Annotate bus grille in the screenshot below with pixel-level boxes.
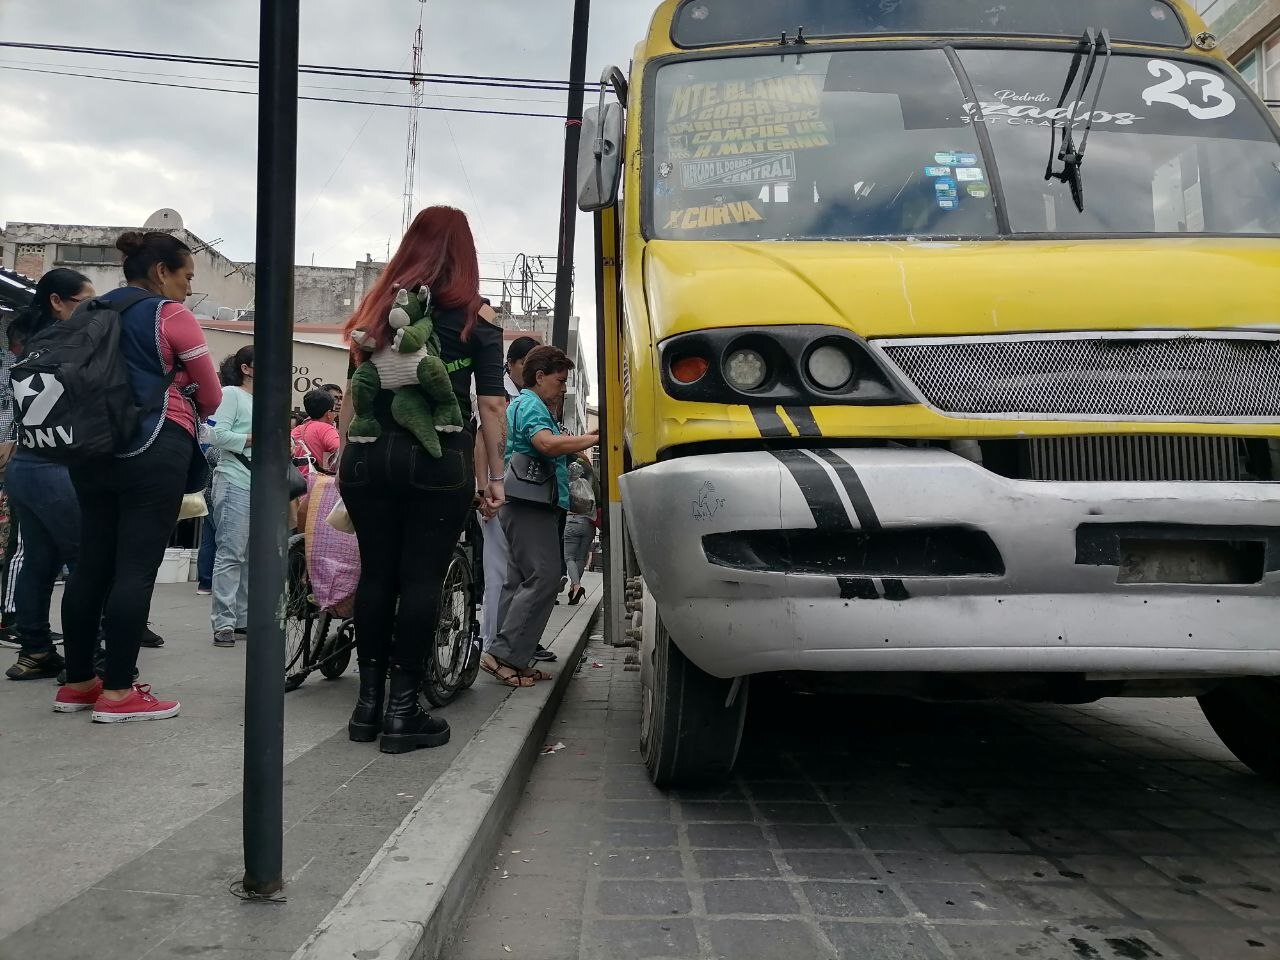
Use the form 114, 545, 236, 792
877, 333, 1280, 420
1026, 436, 1245, 482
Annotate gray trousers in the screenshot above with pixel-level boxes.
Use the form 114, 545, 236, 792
490, 500, 562, 668
478, 510, 508, 652
563, 514, 593, 586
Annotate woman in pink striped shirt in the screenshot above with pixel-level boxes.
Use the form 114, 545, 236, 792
55, 231, 222, 723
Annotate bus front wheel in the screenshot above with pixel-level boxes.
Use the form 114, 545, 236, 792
640, 614, 746, 788
1199, 678, 1280, 781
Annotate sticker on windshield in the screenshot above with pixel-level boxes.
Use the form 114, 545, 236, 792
965, 183, 990, 199
956, 168, 985, 182
681, 152, 796, 190
954, 153, 979, 166
665, 76, 832, 160
934, 151, 960, 165
664, 200, 765, 231
964, 89, 1143, 127
1142, 60, 1237, 120
924, 165, 951, 178
937, 199, 959, 210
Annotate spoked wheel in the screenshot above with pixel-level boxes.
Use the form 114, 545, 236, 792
1199, 677, 1280, 780
423, 547, 474, 707
640, 609, 747, 788
284, 537, 318, 692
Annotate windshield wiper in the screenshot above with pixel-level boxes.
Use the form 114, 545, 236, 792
1045, 28, 1113, 212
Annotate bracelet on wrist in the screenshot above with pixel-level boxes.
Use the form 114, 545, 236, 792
487, 474, 504, 483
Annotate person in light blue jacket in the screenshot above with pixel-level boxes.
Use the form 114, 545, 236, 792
209, 345, 254, 647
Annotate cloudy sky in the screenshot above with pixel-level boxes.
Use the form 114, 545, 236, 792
0, 0, 658, 396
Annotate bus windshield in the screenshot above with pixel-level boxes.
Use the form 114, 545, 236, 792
649, 49, 1280, 240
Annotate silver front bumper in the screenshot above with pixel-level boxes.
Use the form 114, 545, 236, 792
621, 448, 1280, 679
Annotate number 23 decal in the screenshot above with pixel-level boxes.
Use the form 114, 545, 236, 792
1142, 60, 1237, 120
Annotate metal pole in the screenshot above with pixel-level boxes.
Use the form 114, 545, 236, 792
552, 0, 591, 351
242, 0, 299, 898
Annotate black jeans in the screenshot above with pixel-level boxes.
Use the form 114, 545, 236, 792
6, 456, 80, 656
63, 422, 191, 689
340, 429, 474, 673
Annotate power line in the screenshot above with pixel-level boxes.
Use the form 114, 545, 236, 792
0, 56, 566, 104
0, 40, 589, 92
0, 64, 564, 118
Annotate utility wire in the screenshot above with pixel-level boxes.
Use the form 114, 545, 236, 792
0, 40, 590, 91
0, 56, 566, 103
0, 64, 564, 118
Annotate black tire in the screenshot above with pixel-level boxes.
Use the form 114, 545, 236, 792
640, 613, 747, 788
1199, 678, 1280, 780
423, 548, 473, 708
284, 537, 315, 692
319, 620, 355, 680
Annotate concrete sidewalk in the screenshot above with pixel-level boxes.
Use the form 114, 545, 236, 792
0, 575, 599, 960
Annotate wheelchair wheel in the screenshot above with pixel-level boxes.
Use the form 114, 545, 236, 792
423, 547, 474, 707
319, 619, 355, 680
284, 536, 318, 692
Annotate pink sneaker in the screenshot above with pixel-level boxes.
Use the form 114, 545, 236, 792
53, 677, 104, 713
91, 684, 180, 723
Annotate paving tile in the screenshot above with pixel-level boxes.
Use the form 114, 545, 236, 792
594, 880, 692, 917
692, 848, 781, 880
595, 850, 685, 880
467, 873, 585, 919
853, 824, 947, 852
937, 924, 1072, 960
1205, 884, 1280, 921
898, 881, 1023, 921
1107, 884, 1241, 922
1040, 922, 1193, 960
801, 881, 909, 918
755, 801, 834, 824
782, 850, 881, 881
822, 922, 947, 960
603, 800, 673, 821
703, 879, 798, 915
939, 827, 1033, 853
1056, 854, 1176, 887
1106, 829, 1208, 855
705, 918, 826, 960
1144, 855, 1272, 887
1003, 881, 1127, 919
0, 888, 196, 960
678, 801, 753, 822
451, 915, 580, 960
686, 822, 767, 849
771, 825, 855, 850
967, 853, 1062, 882
743, 781, 823, 803
1018, 827, 1116, 854
1159, 924, 1278, 960
876, 852, 985, 883
580, 918, 698, 960
606, 820, 679, 848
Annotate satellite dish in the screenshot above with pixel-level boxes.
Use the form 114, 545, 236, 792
143, 208, 184, 230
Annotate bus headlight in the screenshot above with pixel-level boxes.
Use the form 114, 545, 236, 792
806, 344, 854, 391
724, 348, 768, 391
658, 325, 909, 408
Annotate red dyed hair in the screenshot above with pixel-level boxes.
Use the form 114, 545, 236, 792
344, 205, 484, 362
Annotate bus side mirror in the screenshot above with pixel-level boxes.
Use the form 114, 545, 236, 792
577, 102, 624, 212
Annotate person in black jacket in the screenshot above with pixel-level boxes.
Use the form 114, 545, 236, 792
338, 206, 508, 754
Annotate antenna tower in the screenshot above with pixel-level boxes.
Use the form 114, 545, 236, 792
402, 0, 427, 234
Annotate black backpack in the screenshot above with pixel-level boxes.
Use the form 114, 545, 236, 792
11, 288, 174, 464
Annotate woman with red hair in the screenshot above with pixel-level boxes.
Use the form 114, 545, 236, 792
338, 206, 507, 754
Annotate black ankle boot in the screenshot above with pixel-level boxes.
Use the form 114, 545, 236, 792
380, 667, 450, 754
348, 661, 387, 743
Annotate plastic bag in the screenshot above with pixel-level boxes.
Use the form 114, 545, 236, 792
305, 474, 360, 614
326, 499, 355, 534
569, 476, 595, 516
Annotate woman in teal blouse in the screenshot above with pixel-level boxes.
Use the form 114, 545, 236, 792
483, 346, 597, 685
